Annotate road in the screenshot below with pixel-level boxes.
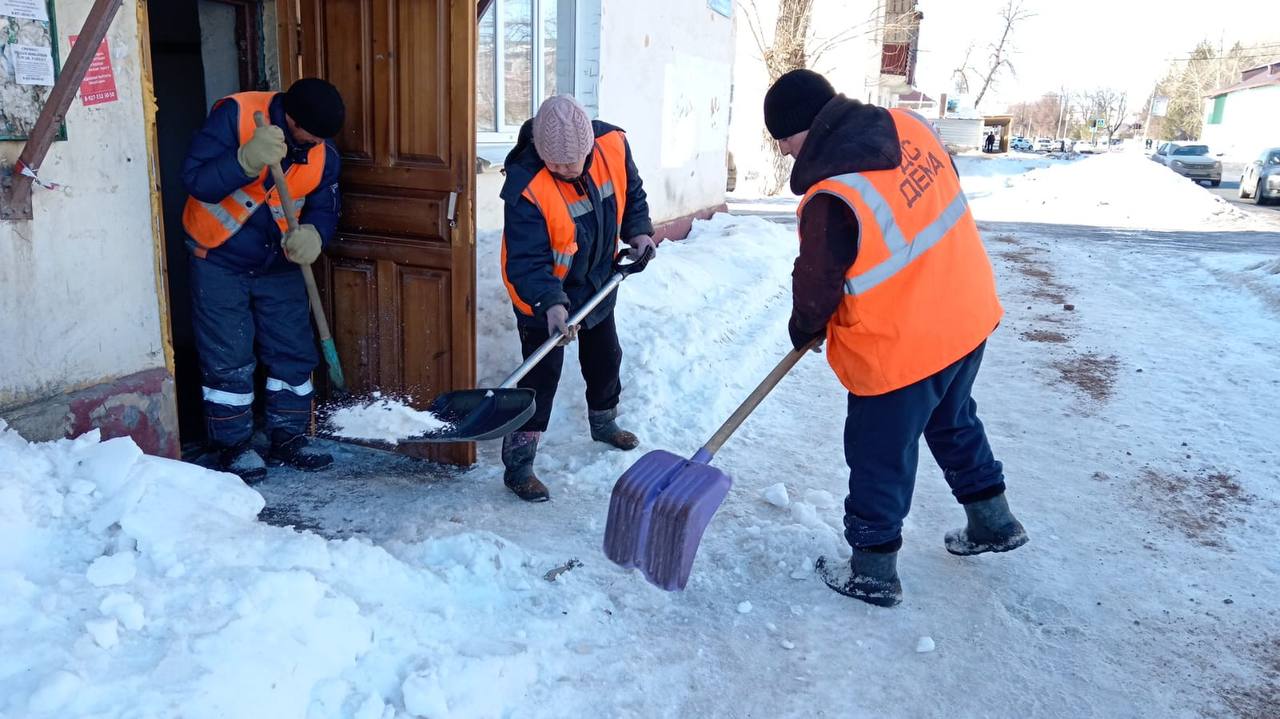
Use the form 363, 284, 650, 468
1207, 161, 1280, 216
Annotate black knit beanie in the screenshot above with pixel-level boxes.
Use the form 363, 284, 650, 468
283, 78, 346, 139
763, 69, 836, 139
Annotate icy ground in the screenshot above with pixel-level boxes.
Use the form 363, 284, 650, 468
3, 151, 1280, 718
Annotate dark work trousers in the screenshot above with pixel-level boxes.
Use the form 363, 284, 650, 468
842, 342, 1006, 549
515, 310, 623, 433
190, 255, 318, 447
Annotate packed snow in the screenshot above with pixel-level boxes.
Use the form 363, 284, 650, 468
3, 150, 1280, 718
326, 393, 451, 442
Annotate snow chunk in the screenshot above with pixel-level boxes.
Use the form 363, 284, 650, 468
29, 671, 82, 713
916, 636, 936, 654
99, 592, 145, 631
327, 397, 451, 442
761, 482, 790, 508
737, 601, 753, 614
86, 552, 136, 587
85, 618, 119, 649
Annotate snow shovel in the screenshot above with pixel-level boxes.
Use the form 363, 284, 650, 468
398, 245, 655, 444
603, 339, 817, 590
254, 112, 348, 397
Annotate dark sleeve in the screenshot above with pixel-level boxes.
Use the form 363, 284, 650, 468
789, 194, 859, 351
298, 142, 342, 246
503, 196, 571, 317
619, 138, 654, 239
181, 100, 257, 203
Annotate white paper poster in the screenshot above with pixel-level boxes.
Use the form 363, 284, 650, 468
0, 0, 50, 22
12, 43, 55, 86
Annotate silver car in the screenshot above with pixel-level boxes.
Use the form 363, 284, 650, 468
1151, 142, 1222, 186
1238, 147, 1280, 205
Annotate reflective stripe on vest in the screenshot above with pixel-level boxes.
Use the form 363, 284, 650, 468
797, 108, 1003, 396
501, 130, 631, 315
182, 91, 326, 251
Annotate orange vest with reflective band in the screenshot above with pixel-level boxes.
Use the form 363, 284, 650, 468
182, 92, 327, 250
501, 131, 630, 315
798, 109, 1003, 396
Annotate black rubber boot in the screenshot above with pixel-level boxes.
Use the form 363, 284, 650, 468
266, 430, 333, 472
816, 550, 903, 607
502, 431, 549, 502
216, 441, 267, 484
945, 493, 1029, 556
588, 408, 639, 450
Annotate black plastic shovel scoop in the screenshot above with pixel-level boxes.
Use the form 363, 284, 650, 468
398, 247, 654, 444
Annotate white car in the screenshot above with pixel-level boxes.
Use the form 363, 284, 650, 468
1035, 138, 1052, 152
1150, 142, 1222, 186
1011, 138, 1034, 152
1073, 141, 1098, 154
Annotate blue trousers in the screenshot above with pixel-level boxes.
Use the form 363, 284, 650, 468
842, 342, 1006, 549
189, 256, 317, 447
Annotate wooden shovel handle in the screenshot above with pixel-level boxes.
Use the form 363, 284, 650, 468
252, 111, 333, 344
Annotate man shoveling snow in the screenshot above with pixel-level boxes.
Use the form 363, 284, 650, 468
763, 69, 1029, 606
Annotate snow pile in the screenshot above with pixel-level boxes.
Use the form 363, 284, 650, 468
1200, 253, 1280, 308
0, 421, 619, 718
957, 151, 1257, 230
326, 393, 450, 442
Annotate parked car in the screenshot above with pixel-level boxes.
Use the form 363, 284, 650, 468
1035, 137, 1052, 152
1150, 142, 1222, 186
1074, 140, 1098, 154
1011, 137, 1034, 152
1238, 147, 1280, 205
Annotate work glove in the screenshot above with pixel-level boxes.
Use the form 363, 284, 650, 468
237, 124, 287, 177
283, 224, 323, 265
546, 304, 577, 346
788, 317, 825, 354
625, 234, 658, 260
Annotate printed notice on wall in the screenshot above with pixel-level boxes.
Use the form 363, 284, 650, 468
11, 43, 54, 85
70, 35, 118, 106
1, 1, 65, 140
0, 0, 49, 22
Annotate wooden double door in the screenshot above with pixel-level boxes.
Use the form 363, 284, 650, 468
279, 0, 477, 464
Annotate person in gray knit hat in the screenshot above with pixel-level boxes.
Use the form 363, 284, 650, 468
495, 95, 657, 502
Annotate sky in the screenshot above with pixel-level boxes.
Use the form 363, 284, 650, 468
912, 0, 1280, 113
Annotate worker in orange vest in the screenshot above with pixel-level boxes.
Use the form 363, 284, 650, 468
764, 69, 1028, 607
498, 95, 656, 502
182, 79, 344, 482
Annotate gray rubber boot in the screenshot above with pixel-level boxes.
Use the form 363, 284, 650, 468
217, 441, 267, 484
816, 551, 903, 607
945, 493, 1029, 556
501, 431, 549, 502
588, 408, 639, 450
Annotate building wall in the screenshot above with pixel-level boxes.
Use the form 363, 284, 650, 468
1200, 86, 1280, 160
595, 0, 733, 225
0, 1, 175, 454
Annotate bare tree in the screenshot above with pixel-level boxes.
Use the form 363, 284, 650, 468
739, 0, 918, 194
1093, 89, 1128, 146
951, 43, 975, 95
972, 0, 1033, 109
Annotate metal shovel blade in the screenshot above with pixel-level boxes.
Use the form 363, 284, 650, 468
603, 450, 732, 590
398, 387, 536, 444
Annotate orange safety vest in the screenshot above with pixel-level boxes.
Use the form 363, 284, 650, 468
182, 92, 327, 250
797, 109, 1003, 396
501, 131, 630, 315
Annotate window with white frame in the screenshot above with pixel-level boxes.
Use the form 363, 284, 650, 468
478, 0, 578, 144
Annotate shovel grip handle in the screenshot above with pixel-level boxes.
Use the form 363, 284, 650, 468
700, 339, 818, 457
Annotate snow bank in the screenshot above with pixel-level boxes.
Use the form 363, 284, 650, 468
0, 421, 618, 718
957, 152, 1259, 230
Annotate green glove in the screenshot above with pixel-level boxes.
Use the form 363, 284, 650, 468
237, 124, 287, 177
283, 224, 322, 265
